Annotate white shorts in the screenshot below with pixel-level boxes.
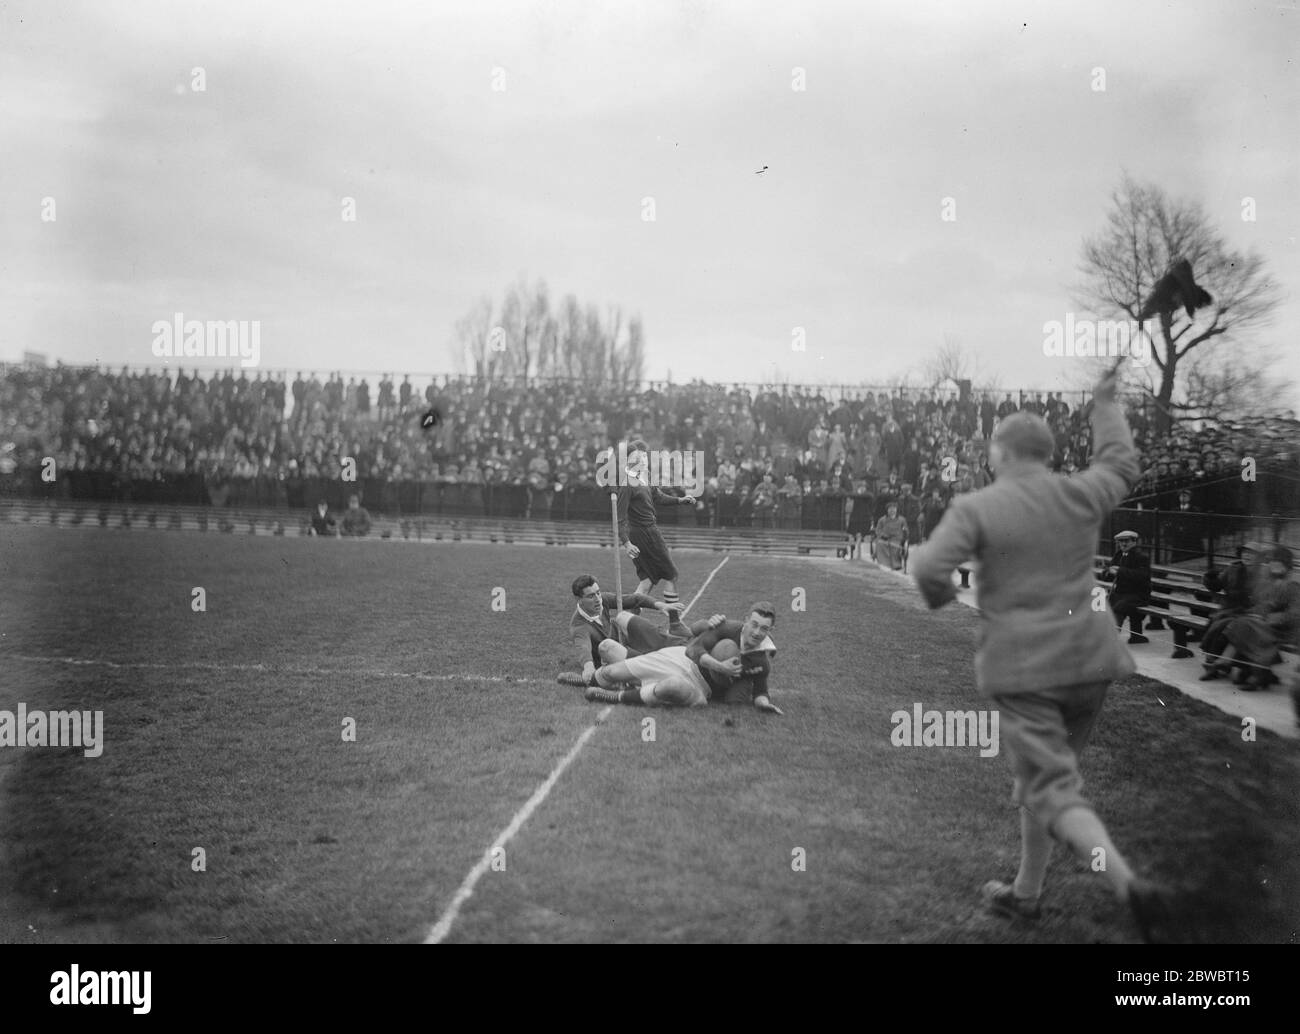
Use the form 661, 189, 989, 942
622, 646, 712, 705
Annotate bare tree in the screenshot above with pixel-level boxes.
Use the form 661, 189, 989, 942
915, 333, 1003, 396
497, 276, 552, 385
624, 314, 646, 388
1173, 347, 1291, 424
1077, 173, 1282, 434
556, 294, 582, 380
452, 284, 647, 387
580, 304, 605, 383
451, 296, 496, 378
919, 334, 969, 385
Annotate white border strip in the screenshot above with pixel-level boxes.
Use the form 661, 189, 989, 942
423, 706, 612, 943
1, 656, 544, 685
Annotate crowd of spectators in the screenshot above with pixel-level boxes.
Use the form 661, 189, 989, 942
2, 365, 1295, 538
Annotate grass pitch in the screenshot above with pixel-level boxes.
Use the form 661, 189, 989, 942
0, 524, 1296, 943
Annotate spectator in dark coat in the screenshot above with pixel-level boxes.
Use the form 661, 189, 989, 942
1100, 530, 1152, 643
979, 394, 996, 439
340, 494, 372, 537
1199, 542, 1264, 678
1218, 545, 1300, 688
308, 500, 336, 537
897, 482, 922, 543
920, 488, 948, 541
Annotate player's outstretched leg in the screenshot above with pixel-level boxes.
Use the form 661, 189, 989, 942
585, 675, 705, 707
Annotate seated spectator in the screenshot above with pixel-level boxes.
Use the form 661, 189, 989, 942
751, 473, 778, 529
873, 501, 908, 571
1213, 545, 1300, 688
1099, 530, 1152, 644
776, 474, 802, 530
340, 494, 372, 537
1199, 542, 1264, 678
308, 500, 336, 537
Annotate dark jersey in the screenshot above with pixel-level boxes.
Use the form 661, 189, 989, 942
616, 482, 691, 544
569, 592, 656, 663
685, 620, 773, 702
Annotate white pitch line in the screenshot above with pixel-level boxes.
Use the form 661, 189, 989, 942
424, 704, 613, 944
424, 554, 732, 944
680, 554, 729, 617
1, 655, 542, 685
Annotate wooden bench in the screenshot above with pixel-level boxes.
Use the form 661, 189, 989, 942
1094, 554, 1299, 676
1095, 554, 1216, 658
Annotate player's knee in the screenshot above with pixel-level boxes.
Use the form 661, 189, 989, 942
654, 676, 703, 707
599, 640, 627, 664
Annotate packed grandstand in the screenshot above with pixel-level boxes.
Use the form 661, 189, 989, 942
1, 365, 1296, 533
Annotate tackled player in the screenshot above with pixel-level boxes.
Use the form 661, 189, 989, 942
584, 601, 782, 714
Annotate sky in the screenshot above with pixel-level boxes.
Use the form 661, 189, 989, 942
1, 0, 1297, 406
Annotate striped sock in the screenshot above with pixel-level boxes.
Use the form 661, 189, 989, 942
663, 591, 680, 608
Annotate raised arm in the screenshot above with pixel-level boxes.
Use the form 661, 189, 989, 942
1071, 370, 1140, 520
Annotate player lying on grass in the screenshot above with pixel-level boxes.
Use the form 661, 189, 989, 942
617, 439, 702, 613
583, 601, 783, 714
557, 574, 724, 687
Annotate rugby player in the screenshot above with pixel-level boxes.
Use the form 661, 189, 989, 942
557, 574, 723, 687
616, 439, 699, 613
584, 601, 783, 714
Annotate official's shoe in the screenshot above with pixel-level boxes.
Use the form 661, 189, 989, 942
981, 880, 1041, 921
585, 686, 623, 704
1171, 647, 1194, 659
1128, 634, 1149, 645
1127, 879, 1176, 944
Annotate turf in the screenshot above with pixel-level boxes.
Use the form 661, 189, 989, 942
0, 524, 1296, 943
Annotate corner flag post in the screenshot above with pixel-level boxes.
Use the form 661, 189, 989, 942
610, 491, 624, 643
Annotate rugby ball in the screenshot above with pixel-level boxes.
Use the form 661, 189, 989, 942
709, 639, 740, 664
